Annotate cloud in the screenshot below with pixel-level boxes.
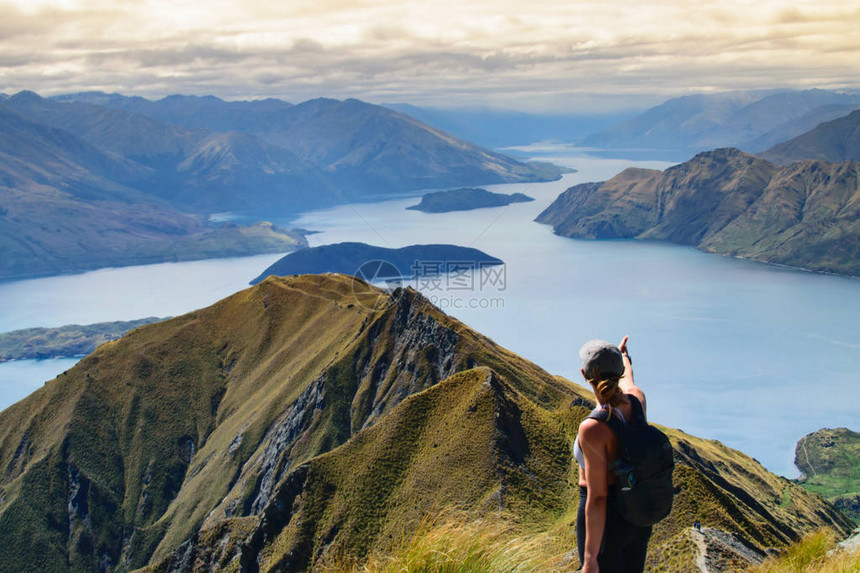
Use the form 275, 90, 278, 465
0, 0, 857, 111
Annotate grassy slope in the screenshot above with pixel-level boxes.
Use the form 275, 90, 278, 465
0, 274, 852, 573
749, 528, 860, 573
794, 428, 860, 523
0, 275, 373, 571
143, 364, 853, 572
316, 523, 860, 573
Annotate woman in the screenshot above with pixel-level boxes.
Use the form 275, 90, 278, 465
574, 336, 651, 573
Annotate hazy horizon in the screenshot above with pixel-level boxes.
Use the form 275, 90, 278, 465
1, 0, 858, 113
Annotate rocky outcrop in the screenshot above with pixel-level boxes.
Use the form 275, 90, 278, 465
244, 376, 326, 515
536, 149, 860, 277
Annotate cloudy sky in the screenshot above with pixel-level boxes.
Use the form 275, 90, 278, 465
1, 0, 858, 112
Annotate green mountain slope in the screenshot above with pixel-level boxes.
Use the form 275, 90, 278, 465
795, 428, 860, 523
0, 274, 851, 573
536, 148, 860, 277
760, 109, 860, 164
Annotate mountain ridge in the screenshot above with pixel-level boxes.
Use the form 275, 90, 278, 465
0, 90, 562, 279
760, 109, 860, 164
580, 90, 860, 156
536, 148, 860, 277
0, 102, 309, 279
0, 273, 851, 572
45, 91, 563, 199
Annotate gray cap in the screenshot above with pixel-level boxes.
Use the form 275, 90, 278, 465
579, 339, 624, 380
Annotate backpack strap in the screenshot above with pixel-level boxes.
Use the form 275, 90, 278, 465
587, 404, 625, 436
587, 394, 645, 431
627, 394, 647, 424
586, 406, 608, 423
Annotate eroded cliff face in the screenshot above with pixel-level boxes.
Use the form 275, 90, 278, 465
207, 286, 464, 523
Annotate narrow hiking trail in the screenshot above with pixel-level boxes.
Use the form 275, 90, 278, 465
690, 527, 767, 572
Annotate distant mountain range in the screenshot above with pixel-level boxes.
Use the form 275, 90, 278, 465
0, 91, 561, 279
760, 109, 860, 164
580, 89, 860, 157
0, 100, 310, 279
49, 91, 563, 199
382, 103, 632, 148
3, 91, 323, 214
536, 148, 860, 276
0, 274, 850, 572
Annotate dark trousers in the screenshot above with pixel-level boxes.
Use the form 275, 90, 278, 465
577, 486, 652, 573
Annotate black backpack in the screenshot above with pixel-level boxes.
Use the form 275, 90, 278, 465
588, 394, 674, 527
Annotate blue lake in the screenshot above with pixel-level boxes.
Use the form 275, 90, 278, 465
1, 148, 858, 477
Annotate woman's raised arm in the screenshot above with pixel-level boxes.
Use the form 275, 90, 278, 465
618, 335, 646, 416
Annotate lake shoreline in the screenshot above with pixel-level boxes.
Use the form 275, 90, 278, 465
1, 153, 858, 478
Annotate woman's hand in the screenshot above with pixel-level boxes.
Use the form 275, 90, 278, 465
582, 557, 599, 573
619, 335, 629, 356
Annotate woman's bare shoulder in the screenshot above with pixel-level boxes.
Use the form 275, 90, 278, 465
578, 417, 614, 441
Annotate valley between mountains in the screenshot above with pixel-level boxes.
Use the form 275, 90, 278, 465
0, 91, 561, 280
0, 274, 851, 573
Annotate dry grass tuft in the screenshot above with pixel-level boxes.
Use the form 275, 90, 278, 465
318, 513, 577, 573
748, 528, 860, 573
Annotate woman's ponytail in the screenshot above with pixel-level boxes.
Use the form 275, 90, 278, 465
591, 376, 625, 419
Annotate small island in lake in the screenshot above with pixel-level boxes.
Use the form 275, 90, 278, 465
406, 188, 535, 213
250, 242, 503, 285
